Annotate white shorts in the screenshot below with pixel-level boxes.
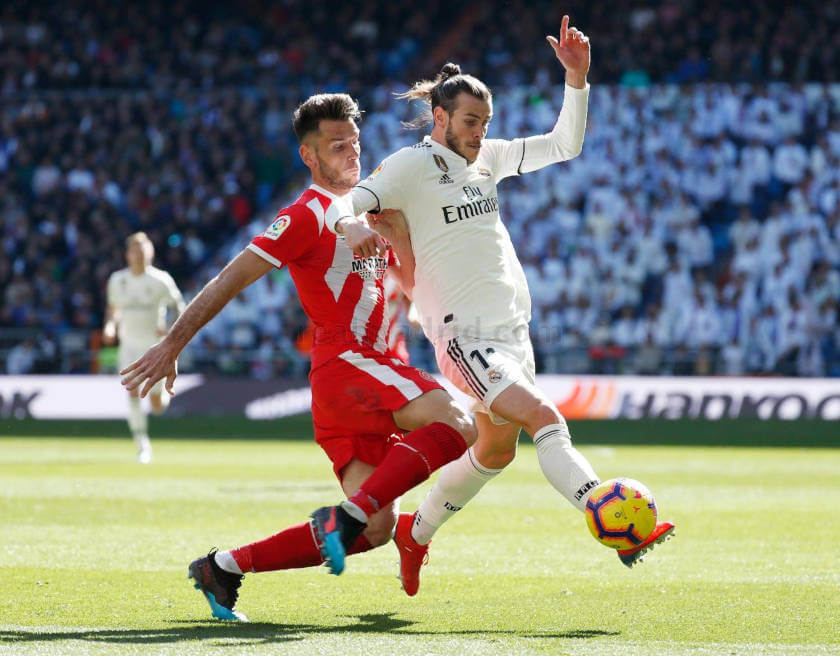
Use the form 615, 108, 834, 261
434, 335, 536, 425
119, 343, 164, 395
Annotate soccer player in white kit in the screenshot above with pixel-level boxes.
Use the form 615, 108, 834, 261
104, 232, 184, 462
331, 16, 674, 590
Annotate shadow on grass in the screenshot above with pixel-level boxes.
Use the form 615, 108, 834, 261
1, 613, 619, 645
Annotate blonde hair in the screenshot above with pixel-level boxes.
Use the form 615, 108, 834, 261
126, 232, 154, 261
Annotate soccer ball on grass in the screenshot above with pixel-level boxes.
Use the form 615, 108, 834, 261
584, 478, 657, 550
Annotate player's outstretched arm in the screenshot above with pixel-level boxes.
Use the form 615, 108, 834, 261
120, 249, 272, 397
489, 13, 591, 181
546, 14, 590, 89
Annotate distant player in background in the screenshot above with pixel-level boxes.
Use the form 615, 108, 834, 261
334, 15, 674, 592
120, 93, 476, 621
103, 232, 184, 463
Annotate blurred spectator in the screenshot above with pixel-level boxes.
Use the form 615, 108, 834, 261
6, 338, 37, 374
2, 1, 840, 377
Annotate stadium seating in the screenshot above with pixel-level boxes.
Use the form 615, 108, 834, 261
1, 1, 838, 376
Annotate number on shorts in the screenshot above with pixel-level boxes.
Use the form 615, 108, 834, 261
469, 347, 495, 370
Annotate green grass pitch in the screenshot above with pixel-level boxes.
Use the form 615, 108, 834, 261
2, 425, 839, 656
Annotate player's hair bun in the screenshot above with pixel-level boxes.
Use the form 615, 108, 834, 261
439, 63, 461, 82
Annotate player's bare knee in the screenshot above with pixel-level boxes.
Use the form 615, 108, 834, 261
440, 404, 476, 446
523, 401, 563, 437
480, 447, 516, 469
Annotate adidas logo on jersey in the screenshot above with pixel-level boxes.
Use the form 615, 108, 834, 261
438, 174, 454, 184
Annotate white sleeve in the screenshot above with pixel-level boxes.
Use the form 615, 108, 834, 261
486, 83, 590, 183
323, 194, 357, 235
350, 148, 420, 217
325, 149, 418, 234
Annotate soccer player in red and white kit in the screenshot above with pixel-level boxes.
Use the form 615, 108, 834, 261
120, 94, 476, 620
333, 16, 674, 593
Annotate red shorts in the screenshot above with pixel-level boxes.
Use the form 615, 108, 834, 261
310, 345, 443, 479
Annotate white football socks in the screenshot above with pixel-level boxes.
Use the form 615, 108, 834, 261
533, 420, 600, 512
411, 446, 503, 545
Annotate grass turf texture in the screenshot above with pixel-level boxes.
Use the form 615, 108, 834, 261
1, 429, 839, 655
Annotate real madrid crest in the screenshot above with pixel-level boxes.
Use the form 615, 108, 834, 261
487, 369, 503, 384
433, 154, 449, 173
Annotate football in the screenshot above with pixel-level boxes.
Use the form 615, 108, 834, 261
585, 478, 657, 550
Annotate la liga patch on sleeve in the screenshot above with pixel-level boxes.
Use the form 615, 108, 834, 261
366, 162, 384, 180
264, 214, 291, 240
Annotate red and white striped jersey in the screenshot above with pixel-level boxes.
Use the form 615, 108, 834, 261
247, 184, 395, 368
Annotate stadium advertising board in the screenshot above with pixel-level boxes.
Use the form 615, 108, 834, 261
0, 375, 838, 421
0, 375, 204, 420
536, 375, 840, 421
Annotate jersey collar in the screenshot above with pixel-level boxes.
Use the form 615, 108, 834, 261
423, 135, 471, 169
309, 183, 350, 200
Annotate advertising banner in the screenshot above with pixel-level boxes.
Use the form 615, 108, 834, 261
1, 375, 838, 421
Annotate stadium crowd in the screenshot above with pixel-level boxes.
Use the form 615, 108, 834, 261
1, 1, 839, 377
452, 0, 840, 87
0, 0, 448, 92
0, 0, 451, 375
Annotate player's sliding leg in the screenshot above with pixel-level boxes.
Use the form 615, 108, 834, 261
192, 522, 378, 620
311, 421, 468, 574
311, 390, 476, 575
126, 392, 151, 464
190, 460, 397, 620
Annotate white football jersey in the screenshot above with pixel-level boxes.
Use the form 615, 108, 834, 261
106, 266, 184, 346
350, 84, 590, 344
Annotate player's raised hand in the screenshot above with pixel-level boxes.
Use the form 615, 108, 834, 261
546, 14, 590, 84
340, 216, 390, 258
120, 341, 178, 398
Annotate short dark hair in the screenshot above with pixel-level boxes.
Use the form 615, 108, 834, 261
292, 93, 361, 143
